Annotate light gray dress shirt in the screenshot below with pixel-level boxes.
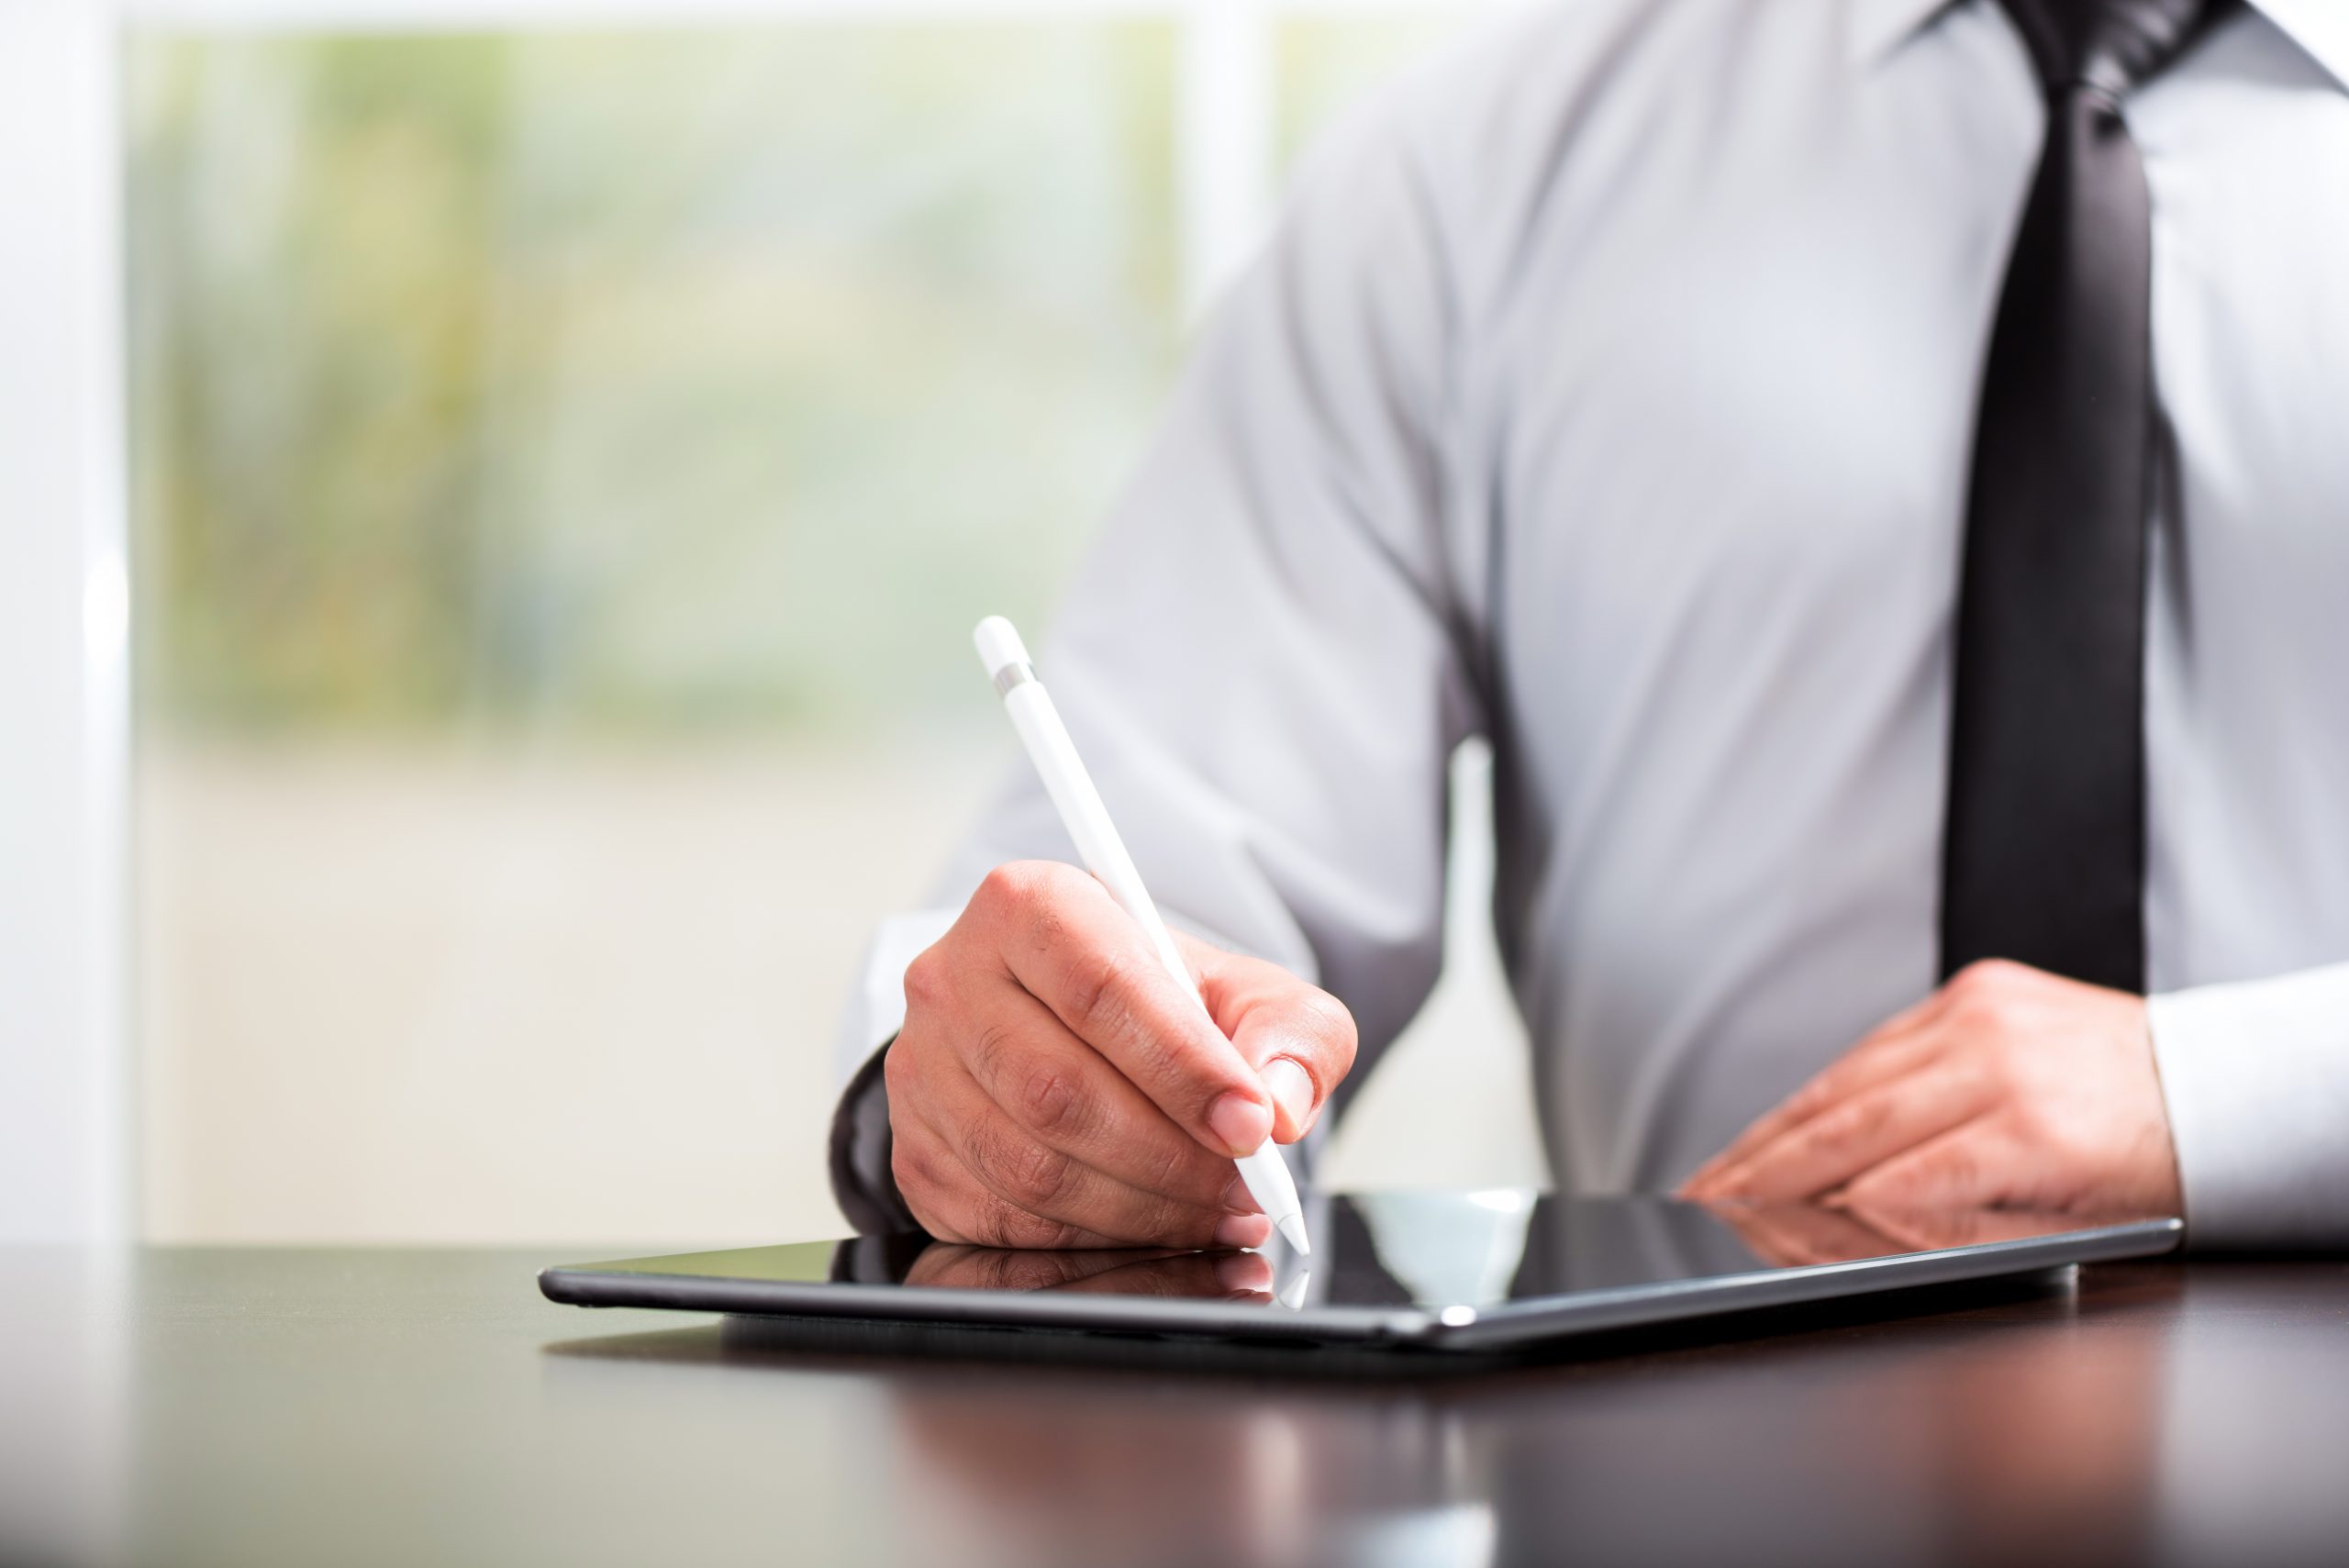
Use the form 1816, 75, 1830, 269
839, 0, 2349, 1249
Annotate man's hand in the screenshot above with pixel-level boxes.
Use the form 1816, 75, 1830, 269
885, 860, 1357, 1251
1682, 960, 2181, 1217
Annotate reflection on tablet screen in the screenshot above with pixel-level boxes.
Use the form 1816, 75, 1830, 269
822, 1195, 2165, 1312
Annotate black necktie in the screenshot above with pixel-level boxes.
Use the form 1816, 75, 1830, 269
1940, 0, 2221, 992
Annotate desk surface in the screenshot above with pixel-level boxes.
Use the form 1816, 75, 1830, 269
4, 1248, 2344, 1568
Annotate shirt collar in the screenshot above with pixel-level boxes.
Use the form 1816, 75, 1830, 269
1846, 0, 2349, 92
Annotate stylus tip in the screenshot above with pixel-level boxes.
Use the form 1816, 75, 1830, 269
1276, 1213, 1312, 1256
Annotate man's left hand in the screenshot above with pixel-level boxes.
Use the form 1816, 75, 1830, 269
1682, 960, 2182, 1216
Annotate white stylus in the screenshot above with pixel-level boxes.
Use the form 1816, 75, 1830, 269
974, 616, 1311, 1256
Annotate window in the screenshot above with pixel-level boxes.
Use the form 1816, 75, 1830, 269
124, 3, 1521, 1244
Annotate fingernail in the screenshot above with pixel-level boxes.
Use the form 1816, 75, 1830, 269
1214, 1213, 1272, 1250
1222, 1173, 1263, 1214
1214, 1251, 1274, 1292
1207, 1092, 1272, 1158
1262, 1058, 1315, 1136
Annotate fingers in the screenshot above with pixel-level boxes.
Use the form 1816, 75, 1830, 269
1186, 936, 1359, 1144
951, 981, 1237, 1210
890, 1051, 1270, 1251
1836, 1118, 2013, 1212
891, 859, 1356, 1251
1685, 1059, 1997, 1202
891, 1113, 1127, 1250
1687, 961, 2174, 1228
1682, 998, 1953, 1195
966, 863, 1277, 1158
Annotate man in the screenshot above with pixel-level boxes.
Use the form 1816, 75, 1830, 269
832, 0, 2349, 1252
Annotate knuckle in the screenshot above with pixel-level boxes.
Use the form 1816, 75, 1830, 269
1007, 1140, 1079, 1211
967, 1117, 1077, 1211
1017, 1062, 1085, 1136
1300, 991, 1360, 1073
902, 944, 951, 1012
1953, 958, 2023, 999
2009, 1095, 2069, 1152
974, 862, 1032, 915
1811, 1095, 1887, 1152
1944, 1054, 1999, 1107
957, 1115, 1008, 1189
1785, 1078, 1833, 1120
1066, 949, 1141, 1043
967, 1021, 1019, 1087
978, 860, 1082, 924
1950, 987, 2014, 1038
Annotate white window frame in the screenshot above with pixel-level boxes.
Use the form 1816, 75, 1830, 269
0, 0, 1465, 1240
2, 0, 129, 1244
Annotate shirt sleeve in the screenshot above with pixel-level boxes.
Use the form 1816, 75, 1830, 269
827, 100, 1482, 1228
2146, 962, 2349, 1251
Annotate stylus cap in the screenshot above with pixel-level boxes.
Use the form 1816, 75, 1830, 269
974, 616, 1032, 682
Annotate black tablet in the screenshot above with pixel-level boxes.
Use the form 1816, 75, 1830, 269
540, 1193, 2178, 1354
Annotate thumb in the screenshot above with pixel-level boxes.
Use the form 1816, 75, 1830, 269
1186, 940, 1359, 1144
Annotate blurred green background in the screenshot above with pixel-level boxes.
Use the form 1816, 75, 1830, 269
128, 25, 1183, 739
125, 10, 1534, 1247
128, 14, 1461, 743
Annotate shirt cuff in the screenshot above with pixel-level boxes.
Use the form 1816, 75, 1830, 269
2146, 962, 2349, 1251
825, 907, 960, 1235
827, 1036, 921, 1236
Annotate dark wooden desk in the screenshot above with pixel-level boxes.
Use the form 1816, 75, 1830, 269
4, 1248, 2343, 1567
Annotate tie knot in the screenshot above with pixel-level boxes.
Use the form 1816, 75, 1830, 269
1999, 0, 2225, 99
